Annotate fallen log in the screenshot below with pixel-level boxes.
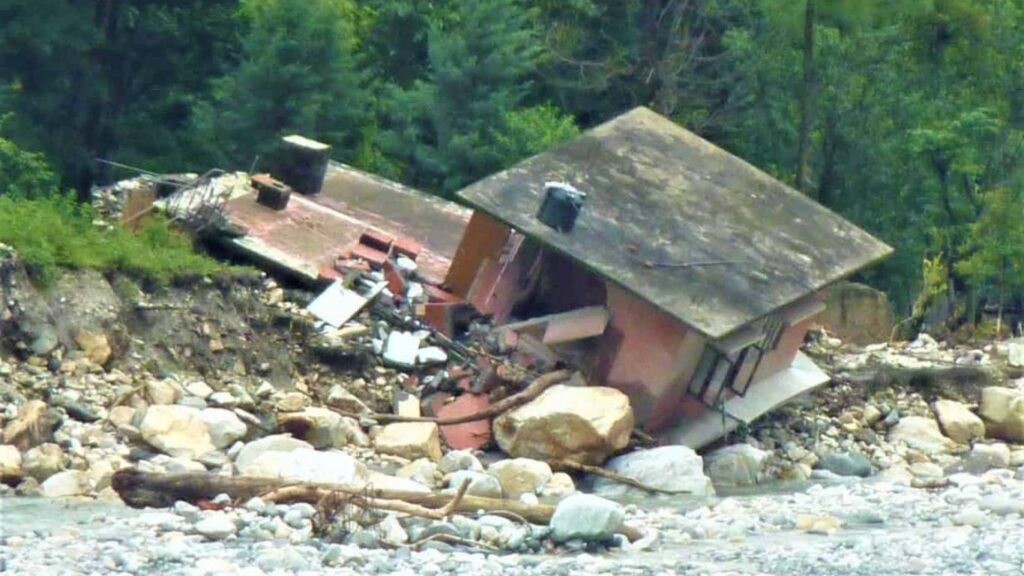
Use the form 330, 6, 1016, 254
334, 369, 573, 425
110, 468, 643, 541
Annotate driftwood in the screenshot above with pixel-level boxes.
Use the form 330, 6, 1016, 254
110, 468, 643, 541
261, 479, 471, 521
335, 369, 573, 425
551, 459, 691, 496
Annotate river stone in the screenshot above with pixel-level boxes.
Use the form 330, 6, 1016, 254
888, 416, 955, 454
325, 385, 369, 414
28, 325, 59, 356
198, 408, 247, 449
705, 444, 770, 486
550, 494, 624, 542
487, 458, 552, 499
195, 513, 237, 540
140, 405, 215, 459
493, 384, 633, 466
816, 451, 873, 478
234, 434, 313, 470
446, 470, 502, 499
3, 400, 60, 451
933, 400, 985, 444
41, 470, 89, 498
397, 458, 439, 488
374, 422, 442, 462
21, 442, 65, 481
1006, 341, 1024, 367
74, 330, 112, 366
978, 387, 1024, 442
539, 472, 576, 500
278, 407, 368, 449
961, 443, 1011, 474
438, 450, 483, 474
594, 446, 714, 498
108, 406, 136, 429
0, 444, 23, 483
146, 379, 180, 406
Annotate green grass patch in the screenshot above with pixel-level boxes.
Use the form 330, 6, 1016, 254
0, 193, 229, 286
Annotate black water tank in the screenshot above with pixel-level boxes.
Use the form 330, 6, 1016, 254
537, 182, 585, 233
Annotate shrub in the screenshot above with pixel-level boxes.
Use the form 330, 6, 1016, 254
0, 193, 228, 286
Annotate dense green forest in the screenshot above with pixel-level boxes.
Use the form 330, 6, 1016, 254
1, 0, 1023, 329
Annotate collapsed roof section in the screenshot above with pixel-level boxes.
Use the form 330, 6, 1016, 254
457, 107, 893, 340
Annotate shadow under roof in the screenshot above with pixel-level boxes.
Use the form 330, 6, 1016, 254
457, 107, 893, 340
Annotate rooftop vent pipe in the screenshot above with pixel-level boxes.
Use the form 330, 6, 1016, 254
537, 182, 586, 233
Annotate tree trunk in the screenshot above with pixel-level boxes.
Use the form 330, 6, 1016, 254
795, 0, 816, 194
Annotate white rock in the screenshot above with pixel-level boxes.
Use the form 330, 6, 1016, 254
140, 405, 216, 459
21, 443, 64, 481
240, 448, 368, 487
1006, 341, 1024, 368
234, 434, 312, 470
146, 379, 180, 406
963, 443, 1011, 473
195, 513, 237, 540
183, 380, 215, 400
277, 407, 368, 449
446, 470, 503, 499
539, 472, 576, 501
550, 494, 624, 542
198, 408, 248, 449
593, 446, 715, 498
416, 346, 448, 366
41, 470, 88, 498
383, 331, 420, 368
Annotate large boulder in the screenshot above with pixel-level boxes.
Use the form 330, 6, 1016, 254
550, 494, 624, 542
817, 281, 894, 345
2, 400, 61, 451
888, 416, 956, 454
374, 422, 442, 462
978, 387, 1024, 443
198, 408, 248, 449
487, 458, 553, 499
21, 442, 65, 482
234, 434, 313, 471
960, 443, 1011, 474
278, 408, 368, 449
705, 444, 770, 486
240, 447, 369, 487
493, 385, 633, 465
933, 400, 985, 444
139, 405, 215, 459
0, 444, 23, 484
593, 446, 714, 498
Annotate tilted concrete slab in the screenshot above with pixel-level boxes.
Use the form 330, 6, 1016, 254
659, 352, 830, 450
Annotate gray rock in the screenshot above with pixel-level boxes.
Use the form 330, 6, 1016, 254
817, 451, 873, 477
198, 408, 248, 449
446, 470, 502, 499
438, 450, 483, 474
550, 494, 624, 542
233, 434, 313, 470
961, 443, 1011, 474
704, 444, 769, 486
194, 513, 237, 540
593, 446, 714, 497
255, 547, 310, 572
40, 470, 87, 498
29, 326, 59, 356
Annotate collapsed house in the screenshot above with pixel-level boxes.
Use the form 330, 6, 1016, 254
443, 107, 892, 448
147, 107, 892, 450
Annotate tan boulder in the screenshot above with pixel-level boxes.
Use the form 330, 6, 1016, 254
374, 422, 442, 462
139, 405, 215, 459
278, 407, 368, 449
22, 443, 65, 482
493, 385, 633, 465
933, 400, 985, 444
74, 330, 112, 366
0, 444, 23, 483
817, 281, 894, 345
2, 400, 59, 451
978, 387, 1024, 443
487, 458, 553, 499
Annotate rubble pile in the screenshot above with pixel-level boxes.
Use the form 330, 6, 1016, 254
706, 331, 1024, 488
